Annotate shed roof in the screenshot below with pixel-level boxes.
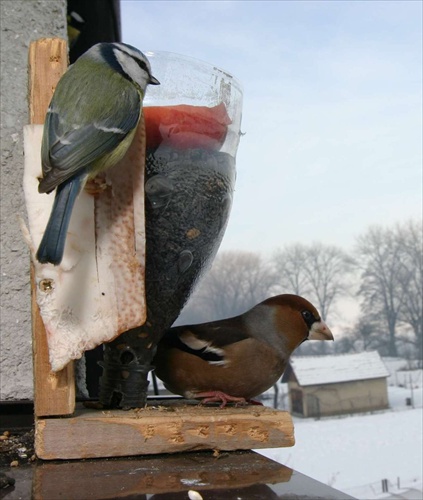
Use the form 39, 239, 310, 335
284, 351, 389, 386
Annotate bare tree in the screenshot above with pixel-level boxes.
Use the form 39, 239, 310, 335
176, 250, 277, 324
273, 244, 311, 295
356, 226, 402, 357
396, 221, 423, 363
273, 243, 355, 321
303, 244, 356, 321
337, 316, 385, 354
355, 220, 422, 359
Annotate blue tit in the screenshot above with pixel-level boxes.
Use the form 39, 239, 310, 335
36, 42, 159, 265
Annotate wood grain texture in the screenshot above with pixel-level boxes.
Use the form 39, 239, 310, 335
35, 402, 295, 459
28, 38, 68, 125
28, 38, 75, 417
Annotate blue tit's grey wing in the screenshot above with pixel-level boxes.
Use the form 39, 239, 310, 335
39, 85, 141, 193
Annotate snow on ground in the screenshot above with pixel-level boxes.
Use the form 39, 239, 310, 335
258, 404, 422, 496
257, 368, 423, 500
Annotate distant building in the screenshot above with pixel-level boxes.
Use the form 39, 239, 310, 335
282, 351, 390, 417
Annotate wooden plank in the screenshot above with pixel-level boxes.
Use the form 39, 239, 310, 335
28, 38, 68, 124
28, 38, 75, 417
33, 450, 293, 499
35, 401, 295, 459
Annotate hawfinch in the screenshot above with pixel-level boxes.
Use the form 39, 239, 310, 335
153, 294, 333, 407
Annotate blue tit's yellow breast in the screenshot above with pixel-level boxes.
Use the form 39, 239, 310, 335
88, 125, 138, 177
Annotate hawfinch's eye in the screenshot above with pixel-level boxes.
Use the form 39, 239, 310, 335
301, 310, 315, 327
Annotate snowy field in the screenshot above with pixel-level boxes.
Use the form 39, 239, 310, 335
257, 366, 423, 500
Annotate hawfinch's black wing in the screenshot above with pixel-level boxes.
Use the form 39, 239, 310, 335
162, 318, 249, 365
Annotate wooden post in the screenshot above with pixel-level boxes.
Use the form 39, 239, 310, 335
28, 38, 75, 417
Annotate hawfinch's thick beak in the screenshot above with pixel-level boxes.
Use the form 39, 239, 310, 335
309, 320, 334, 341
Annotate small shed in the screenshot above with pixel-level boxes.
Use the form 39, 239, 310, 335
282, 351, 390, 417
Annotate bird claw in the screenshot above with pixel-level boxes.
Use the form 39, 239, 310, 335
194, 391, 247, 409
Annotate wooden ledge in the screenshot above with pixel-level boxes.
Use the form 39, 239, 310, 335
35, 400, 295, 460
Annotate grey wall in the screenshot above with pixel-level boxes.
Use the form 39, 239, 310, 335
1, 0, 67, 400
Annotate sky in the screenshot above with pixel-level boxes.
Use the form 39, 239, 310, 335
121, 0, 422, 256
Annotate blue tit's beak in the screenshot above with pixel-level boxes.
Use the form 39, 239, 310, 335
149, 76, 160, 85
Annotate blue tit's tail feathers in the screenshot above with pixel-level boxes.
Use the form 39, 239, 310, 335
36, 174, 85, 265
